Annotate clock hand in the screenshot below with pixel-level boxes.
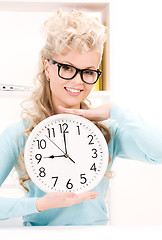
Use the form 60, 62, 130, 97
63, 132, 67, 154
45, 135, 66, 155
45, 135, 75, 164
44, 155, 65, 159
66, 155, 75, 164
62, 133, 76, 164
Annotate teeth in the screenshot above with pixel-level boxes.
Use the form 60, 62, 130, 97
66, 87, 81, 93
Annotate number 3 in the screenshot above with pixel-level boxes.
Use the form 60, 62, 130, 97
92, 148, 98, 158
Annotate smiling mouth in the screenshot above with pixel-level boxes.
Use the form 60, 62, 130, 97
64, 87, 83, 93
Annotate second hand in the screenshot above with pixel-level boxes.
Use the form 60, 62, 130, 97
45, 135, 75, 164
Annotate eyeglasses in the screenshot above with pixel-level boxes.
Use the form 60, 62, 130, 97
47, 59, 102, 85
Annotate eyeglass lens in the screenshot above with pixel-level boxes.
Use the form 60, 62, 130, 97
59, 65, 98, 84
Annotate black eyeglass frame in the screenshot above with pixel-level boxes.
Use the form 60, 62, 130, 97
47, 59, 102, 85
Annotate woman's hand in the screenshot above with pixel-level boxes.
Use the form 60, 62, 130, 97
58, 103, 113, 122
36, 191, 99, 212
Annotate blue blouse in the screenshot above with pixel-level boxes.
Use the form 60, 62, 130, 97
0, 105, 162, 226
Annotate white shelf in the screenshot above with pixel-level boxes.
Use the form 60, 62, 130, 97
0, 91, 31, 97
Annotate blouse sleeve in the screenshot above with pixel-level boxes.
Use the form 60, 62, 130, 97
0, 121, 38, 221
109, 105, 162, 164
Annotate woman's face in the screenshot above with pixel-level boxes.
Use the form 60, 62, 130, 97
44, 49, 101, 112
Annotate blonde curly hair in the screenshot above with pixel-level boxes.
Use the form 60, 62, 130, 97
17, 10, 112, 192
42, 10, 107, 57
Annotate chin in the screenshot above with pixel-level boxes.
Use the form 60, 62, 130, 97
62, 102, 80, 109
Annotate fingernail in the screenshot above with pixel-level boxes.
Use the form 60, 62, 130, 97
90, 196, 96, 200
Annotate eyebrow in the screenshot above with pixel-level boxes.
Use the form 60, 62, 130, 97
63, 61, 96, 69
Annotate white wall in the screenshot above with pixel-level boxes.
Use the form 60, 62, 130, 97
109, 0, 162, 226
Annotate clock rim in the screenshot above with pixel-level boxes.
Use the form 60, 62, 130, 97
24, 113, 109, 193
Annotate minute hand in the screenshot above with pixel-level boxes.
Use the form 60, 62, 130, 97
45, 135, 75, 164
63, 132, 67, 154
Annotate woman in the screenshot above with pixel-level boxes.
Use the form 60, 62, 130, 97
0, 10, 161, 226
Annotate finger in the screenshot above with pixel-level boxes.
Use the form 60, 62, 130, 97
58, 106, 89, 118
58, 105, 75, 113
87, 191, 99, 199
77, 191, 99, 203
59, 106, 83, 115
65, 191, 99, 206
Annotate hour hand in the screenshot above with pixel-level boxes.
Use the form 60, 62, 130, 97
44, 155, 65, 159
45, 135, 75, 164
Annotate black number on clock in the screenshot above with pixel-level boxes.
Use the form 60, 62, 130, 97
39, 167, 46, 177
92, 148, 98, 158
52, 176, 58, 187
66, 179, 73, 189
80, 174, 87, 184
35, 154, 42, 164
47, 127, 55, 138
36, 139, 46, 149
77, 125, 80, 135
90, 163, 97, 172
87, 135, 94, 145
59, 123, 69, 133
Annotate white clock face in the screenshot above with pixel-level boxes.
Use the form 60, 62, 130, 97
24, 114, 109, 193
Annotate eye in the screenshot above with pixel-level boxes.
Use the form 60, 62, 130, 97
84, 70, 95, 76
62, 65, 73, 72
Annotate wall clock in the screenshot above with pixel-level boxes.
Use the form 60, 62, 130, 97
24, 114, 109, 193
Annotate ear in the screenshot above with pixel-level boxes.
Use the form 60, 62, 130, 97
44, 59, 50, 80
